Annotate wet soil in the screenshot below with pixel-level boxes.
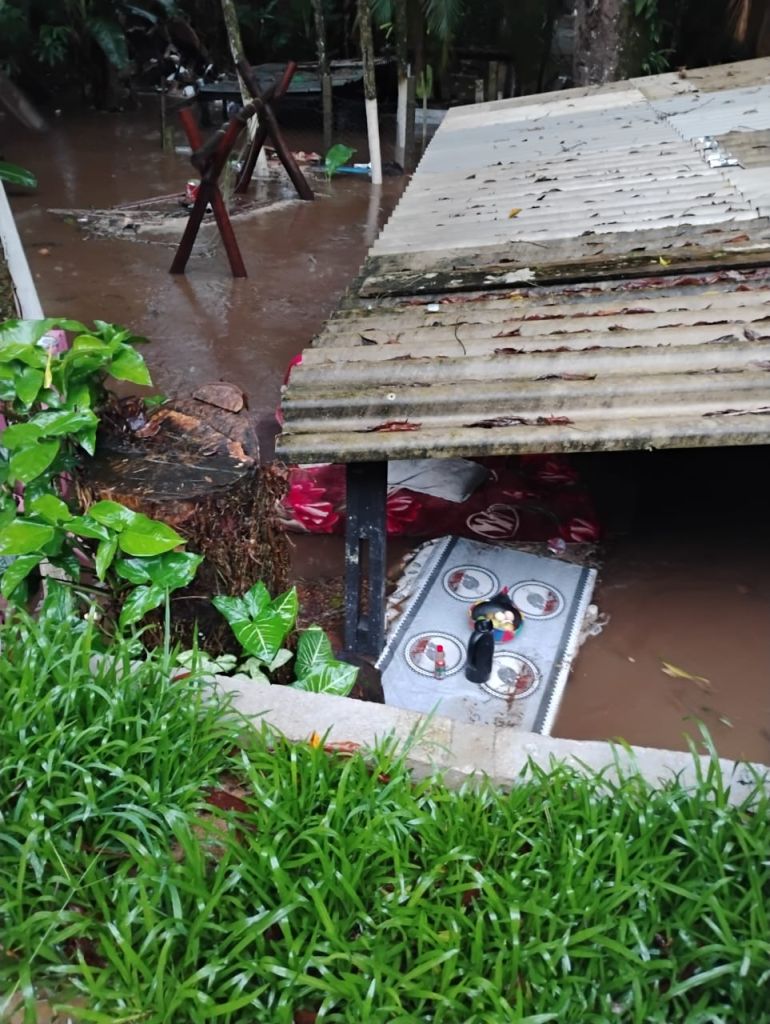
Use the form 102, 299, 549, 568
6, 103, 770, 766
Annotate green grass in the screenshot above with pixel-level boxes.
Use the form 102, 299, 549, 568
1, 606, 769, 1023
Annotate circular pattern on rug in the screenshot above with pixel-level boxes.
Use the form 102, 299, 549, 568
481, 652, 541, 701
510, 580, 564, 620
405, 631, 465, 678
442, 565, 499, 602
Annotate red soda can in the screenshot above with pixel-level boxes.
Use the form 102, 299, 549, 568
185, 180, 199, 203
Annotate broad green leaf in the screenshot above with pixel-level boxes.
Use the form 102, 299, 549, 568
114, 557, 151, 584
109, 346, 152, 386
30, 408, 100, 438
0, 317, 81, 347
70, 334, 111, 354
79, 427, 97, 457
324, 143, 356, 178
144, 551, 202, 590
240, 658, 271, 685
269, 586, 298, 633
0, 342, 48, 367
293, 661, 358, 697
39, 578, 77, 621
269, 648, 293, 671
9, 439, 60, 484
0, 160, 37, 189
177, 651, 239, 674
1, 422, 42, 450
118, 583, 166, 628
14, 366, 44, 406
0, 519, 55, 555
95, 536, 118, 581
88, 500, 137, 531
117, 551, 202, 591
49, 552, 81, 580
296, 625, 333, 677
230, 611, 288, 663
88, 16, 130, 68
67, 515, 112, 541
241, 581, 271, 619
0, 553, 43, 598
212, 593, 248, 626
0, 494, 17, 529
28, 494, 71, 524
118, 516, 184, 556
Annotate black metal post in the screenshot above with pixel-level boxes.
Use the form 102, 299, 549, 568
344, 460, 388, 658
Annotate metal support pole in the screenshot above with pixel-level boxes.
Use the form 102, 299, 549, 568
344, 460, 388, 658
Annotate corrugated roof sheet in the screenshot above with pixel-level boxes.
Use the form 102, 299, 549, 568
276, 59, 770, 464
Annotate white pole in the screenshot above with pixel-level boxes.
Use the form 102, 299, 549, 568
365, 97, 383, 185
396, 76, 407, 168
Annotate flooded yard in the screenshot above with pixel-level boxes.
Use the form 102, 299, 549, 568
6, 101, 770, 765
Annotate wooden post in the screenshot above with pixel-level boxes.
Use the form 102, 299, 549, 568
344, 461, 388, 657
357, 0, 383, 185
311, 0, 334, 154
394, 0, 408, 169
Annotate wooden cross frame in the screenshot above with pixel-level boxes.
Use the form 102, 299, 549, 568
169, 61, 314, 278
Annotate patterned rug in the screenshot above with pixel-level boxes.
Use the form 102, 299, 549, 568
377, 537, 597, 734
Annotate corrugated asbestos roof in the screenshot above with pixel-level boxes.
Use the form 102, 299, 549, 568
276, 59, 770, 464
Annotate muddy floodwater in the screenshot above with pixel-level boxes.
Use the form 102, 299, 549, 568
6, 104, 770, 765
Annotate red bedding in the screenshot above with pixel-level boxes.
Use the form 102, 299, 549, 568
280, 455, 600, 542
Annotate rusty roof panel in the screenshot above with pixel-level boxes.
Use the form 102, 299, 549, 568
276, 60, 770, 464
277, 269, 770, 462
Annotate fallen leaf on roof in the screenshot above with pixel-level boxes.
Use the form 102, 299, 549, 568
661, 660, 711, 691
658, 256, 671, 266
508, 208, 522, 218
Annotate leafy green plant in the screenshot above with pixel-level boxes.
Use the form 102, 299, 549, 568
0, 160, 37, 190
209, 580, 358, 695
3, 665, 768, 1024
0, 317, 202, 621
324, 142, 356, 179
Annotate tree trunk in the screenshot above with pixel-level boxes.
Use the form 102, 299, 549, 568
394, 0, 409, 169
573, 0, 637, 86
81, 394, 290, 650
220, 0, 266, 174
310, 0, 334, 154
357, 0, 383, 185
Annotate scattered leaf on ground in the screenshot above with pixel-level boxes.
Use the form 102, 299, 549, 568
660, 660, 711, 691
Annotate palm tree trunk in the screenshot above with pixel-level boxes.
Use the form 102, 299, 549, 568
220, 0, 266, 175
311, 0, 333, 153
357, 0, 382, 185
394, 0, 409, 169
573, 0, 635, 85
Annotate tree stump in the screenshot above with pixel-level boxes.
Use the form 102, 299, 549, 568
79, 387, 289, 651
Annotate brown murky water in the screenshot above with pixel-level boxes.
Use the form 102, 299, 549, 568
6, 104, 769, 766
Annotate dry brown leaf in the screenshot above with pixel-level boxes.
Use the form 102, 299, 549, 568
508, 207, 522, 218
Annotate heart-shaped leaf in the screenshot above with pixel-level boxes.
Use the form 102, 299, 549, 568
88, 500, 138, 531
0, 553, 43, 598
9, 440, 60, 484
118, 516, 184, 556
119, 583, 166, 628
0, 519, 55, 556
95, 536, 119, 581
296, 626, 333, 677
293, 661, 358, 697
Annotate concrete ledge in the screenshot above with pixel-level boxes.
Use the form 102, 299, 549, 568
0, 180, 43, 318
216, 676, 769, 804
